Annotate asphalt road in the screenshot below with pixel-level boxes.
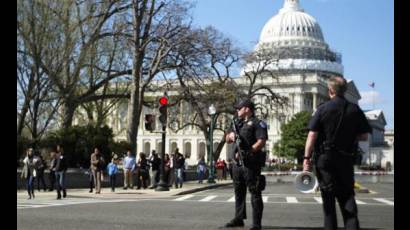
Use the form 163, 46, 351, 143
17, 182, 394, 230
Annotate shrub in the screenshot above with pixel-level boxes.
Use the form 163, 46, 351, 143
39, 125, 115, 168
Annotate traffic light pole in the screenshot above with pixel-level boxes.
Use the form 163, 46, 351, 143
155, 124, 169, 191
156, 98, 169, 191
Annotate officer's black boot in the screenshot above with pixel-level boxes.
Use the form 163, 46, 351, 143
225, 219, 244, 228
27, 191, 31, 200
57, 189, 61, 200
63, 189, 67, 198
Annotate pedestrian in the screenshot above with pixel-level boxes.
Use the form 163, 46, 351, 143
223, 159, 227, 180
54, 145, 68, 199
226, 159, 233, 180
216, 158, 225, 181
197, 157, 206, 184
21, 148, 39, 199
48, 151, 56, 191
168, 153, 176, 187
224, 98, 268, 230
136, 152, 149, 189
90, 147, 105, 194
107, 157, 118, 192
88, 165, 94, 193
174, 152, 185, 188
149, 150, 161, 189
36, 153, 47, 192
303, 76, 372, 230
164, 153, 171, 185
122, 150, 135, 189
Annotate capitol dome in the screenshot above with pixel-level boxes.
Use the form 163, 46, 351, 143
259, 0, 325, 48
251, 0, 343, 75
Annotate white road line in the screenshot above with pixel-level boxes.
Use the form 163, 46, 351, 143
263, 196, 268, 203
373, 198, 394, 206
199, 195, 217, 202
314, 197, 323, 204
286, 197, 298, 203
227, 196, 235, 202
355, 199, 366, 205
174, 195, 194, 201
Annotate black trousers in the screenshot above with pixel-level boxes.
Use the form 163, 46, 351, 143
37, 170, 47, 191
137, 170, 148, 189
315, 153, 360, 230
232, 164, 264, 228
110, 175, 116, 191
48, 170, 55, 190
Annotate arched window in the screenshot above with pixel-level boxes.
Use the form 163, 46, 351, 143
184, 142, 192, 159
171, 142, 178, 154
198, 142, 206, 160
156, 142, 162, 154
144, 142, 151, 155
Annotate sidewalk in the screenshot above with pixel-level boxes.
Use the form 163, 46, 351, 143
17, 180, 233, 200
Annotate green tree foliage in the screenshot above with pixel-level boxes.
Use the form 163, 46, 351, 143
273, 111, 311, 162
39, 125, 115, 168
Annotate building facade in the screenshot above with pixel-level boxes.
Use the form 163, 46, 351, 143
74, 0, 364, 166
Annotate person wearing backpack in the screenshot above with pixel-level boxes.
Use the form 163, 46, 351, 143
197, 157, 206, 184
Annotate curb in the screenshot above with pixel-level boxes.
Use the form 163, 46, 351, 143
174, 182, 233, 196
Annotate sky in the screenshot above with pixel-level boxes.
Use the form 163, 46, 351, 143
191, 0, 394, 130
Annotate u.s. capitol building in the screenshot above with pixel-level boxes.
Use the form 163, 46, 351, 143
74, 0, 362, 166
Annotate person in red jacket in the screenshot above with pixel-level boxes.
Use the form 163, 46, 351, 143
216, 158, 225, 181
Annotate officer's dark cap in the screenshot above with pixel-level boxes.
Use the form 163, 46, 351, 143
234, 99, 255, 111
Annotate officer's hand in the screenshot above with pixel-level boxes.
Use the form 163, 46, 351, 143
303, 159, 312, 172
226, 132, 235, 143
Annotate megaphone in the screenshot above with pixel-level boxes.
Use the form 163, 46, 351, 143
295, 171, 318, 193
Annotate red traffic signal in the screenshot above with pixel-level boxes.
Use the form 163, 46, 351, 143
159, 96, 168, 106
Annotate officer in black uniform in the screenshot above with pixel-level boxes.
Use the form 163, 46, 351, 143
225, 99, 268, 230
303, 76, 372, 230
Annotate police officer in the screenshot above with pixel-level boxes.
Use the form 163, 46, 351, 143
303, 76, 371, 230
225, 98, 268, 230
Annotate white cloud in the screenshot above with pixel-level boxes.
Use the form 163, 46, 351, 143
359, 91, 382, 106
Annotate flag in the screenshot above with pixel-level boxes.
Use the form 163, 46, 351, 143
368, 82, 375, 88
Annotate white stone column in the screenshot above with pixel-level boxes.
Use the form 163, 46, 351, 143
313, 93, 318, 110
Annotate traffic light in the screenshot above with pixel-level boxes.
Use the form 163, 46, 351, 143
145, 114, 155, 131
159, 96, 168, 126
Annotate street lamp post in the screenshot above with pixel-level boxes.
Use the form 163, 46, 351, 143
207, 104, 216, 184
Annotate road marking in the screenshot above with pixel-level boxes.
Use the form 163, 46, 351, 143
355, 199, 366, 205
199, 195, 217, 202
263, 196, 268, 203
227, 196, 235, 202
373, 198, 394, 206
286, 197, 298, 203
314, 197, 323, 204
17, 199, 140, 209
174, 195, 194, 201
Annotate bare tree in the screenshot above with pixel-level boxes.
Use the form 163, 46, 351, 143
166, 28, 291, 161
17, 0, 133, 132
164, 26, 241, 161
125, 0, 192, 153
17, 0, 61, 142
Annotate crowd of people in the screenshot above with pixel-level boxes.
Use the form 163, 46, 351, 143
19, 145, 210, 199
